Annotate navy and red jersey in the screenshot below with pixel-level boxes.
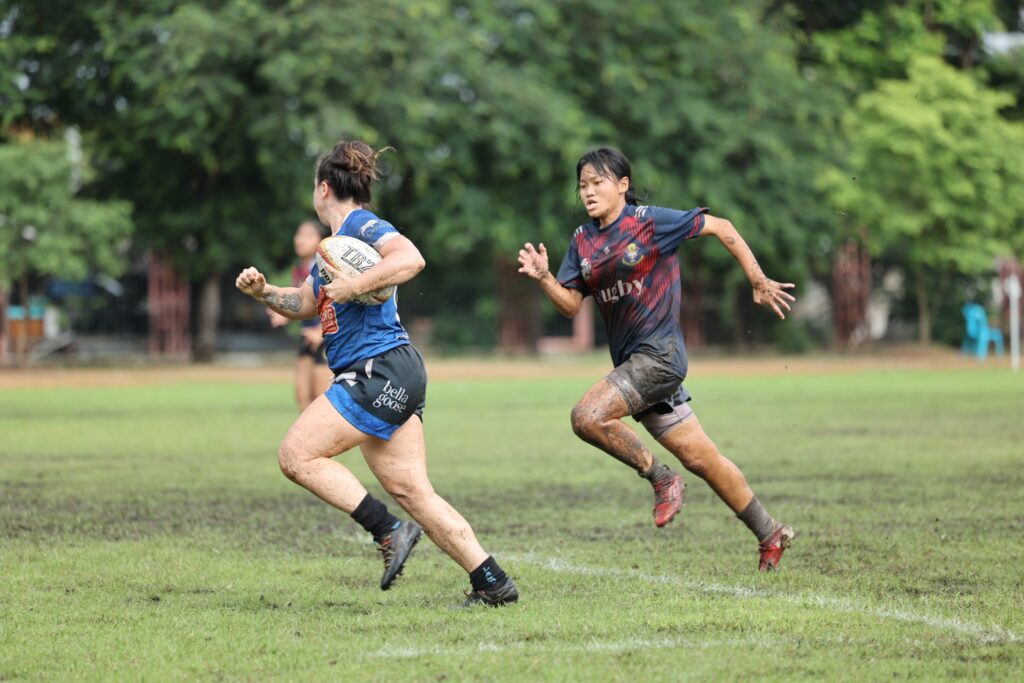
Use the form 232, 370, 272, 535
556, 204, 708, 377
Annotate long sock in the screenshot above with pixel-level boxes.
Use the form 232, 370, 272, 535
350, 493, 401, 544
737, 496, 776, 542
638, 456, 674, 484
469, 556, 509, 592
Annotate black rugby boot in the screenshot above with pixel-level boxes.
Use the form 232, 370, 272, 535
458, 578, 519, 608
377, 520, 422, 590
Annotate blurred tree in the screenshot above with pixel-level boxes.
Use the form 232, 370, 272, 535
254, 0, 843, 350
3, 0, 593, 354
825, 56, 1024, 344
85, 1, 299, 360
8, 0, 1016, 356
449, 0, 839, 347
2, 0, 294, 359
783, 0, 1012, 346
255, 0, 594, 351
0, 137, 133, 359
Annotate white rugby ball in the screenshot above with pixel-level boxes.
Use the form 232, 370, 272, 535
315, 235, 395, 305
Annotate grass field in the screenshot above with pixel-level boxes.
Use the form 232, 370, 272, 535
1, 359, 1022, 681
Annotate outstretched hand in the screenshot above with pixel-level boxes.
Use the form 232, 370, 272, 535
236, 267, 267, 298
517, 242, 550, 281
753, 278, 796, 320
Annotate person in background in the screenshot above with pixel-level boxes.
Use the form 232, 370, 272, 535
267, 220, 334, 411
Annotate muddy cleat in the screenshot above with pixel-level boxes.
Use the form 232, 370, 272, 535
377, 520, 422, 590
758, 523, 794, 572
459, 578, 519, 608
652, 473, 685, 527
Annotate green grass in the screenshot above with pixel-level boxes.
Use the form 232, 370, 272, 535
1, 364, 1023, 681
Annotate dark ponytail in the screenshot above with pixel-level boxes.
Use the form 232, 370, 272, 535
575, 146, 646, 205
314, 140, 391, 205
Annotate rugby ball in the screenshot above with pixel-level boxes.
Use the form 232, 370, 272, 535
315, 235, 395, 305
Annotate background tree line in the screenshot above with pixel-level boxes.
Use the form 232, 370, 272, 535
2, 0, 1023, 359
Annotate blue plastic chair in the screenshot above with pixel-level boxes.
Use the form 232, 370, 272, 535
961, 303, 1004, 359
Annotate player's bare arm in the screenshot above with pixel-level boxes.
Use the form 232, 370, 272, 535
517, 242, 584, 318
699, 215, 796, 320
235, 267, 317, 319
322, 235, 425, 305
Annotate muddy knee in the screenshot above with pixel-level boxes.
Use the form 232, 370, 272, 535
570, 403, 603, 441
277, 439, 304, 482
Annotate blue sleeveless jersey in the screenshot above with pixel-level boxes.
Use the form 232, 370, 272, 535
307, 209, 410, 372
555, 204, 707, 378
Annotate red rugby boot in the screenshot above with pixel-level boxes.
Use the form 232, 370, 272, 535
758, 523, 794, 572
652, 473, 685, 527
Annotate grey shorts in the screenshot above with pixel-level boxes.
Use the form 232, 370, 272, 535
604, 352, 694, 439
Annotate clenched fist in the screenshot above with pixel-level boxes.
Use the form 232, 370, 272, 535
236, 267, 267, 299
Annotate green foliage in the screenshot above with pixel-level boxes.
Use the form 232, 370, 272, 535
826, 56, 1024, 274
813, 4, 946, 91
3, 0, 1023, 347
3, 1, 833, 270
0, 138, 133, 288
811, 0, 1002, 91
822, 54, 1024, 341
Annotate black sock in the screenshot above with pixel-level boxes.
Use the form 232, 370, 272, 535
350, 493, 401, 544
469, 556, 509, 592
737, 496, 776, 542
639, 456, 674, 484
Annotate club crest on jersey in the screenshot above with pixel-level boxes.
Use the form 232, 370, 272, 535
622, 242, 644, 267
580, 257, 592, 280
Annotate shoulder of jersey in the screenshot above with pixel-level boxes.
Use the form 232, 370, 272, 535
341, 209, 369, 235
572, 224, 586, 237
635, 205, 650, 218
355, 217, 381, 238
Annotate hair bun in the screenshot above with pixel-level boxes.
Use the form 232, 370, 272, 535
340, 141, 378, 180
315, 139, 394, 205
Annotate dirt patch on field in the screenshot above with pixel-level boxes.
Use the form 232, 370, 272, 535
0, 483, 354, 555
0, 346, 997, 389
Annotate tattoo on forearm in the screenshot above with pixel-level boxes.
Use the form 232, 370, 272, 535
261, 289, 302, 313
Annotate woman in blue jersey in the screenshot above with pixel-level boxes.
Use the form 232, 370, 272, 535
518, 147, 795, 571
266, 220, 333, 411
236, 140, 516, 606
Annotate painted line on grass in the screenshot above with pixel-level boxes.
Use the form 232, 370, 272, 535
506, 554, 1020, 645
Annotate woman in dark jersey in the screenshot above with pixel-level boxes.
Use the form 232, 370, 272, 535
267, 220, 333, 411
518, 147, 795, 571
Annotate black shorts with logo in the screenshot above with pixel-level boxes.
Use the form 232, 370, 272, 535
324, 344, 427, 440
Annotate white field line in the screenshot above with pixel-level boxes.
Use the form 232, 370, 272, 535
505, 554, 1020, 645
